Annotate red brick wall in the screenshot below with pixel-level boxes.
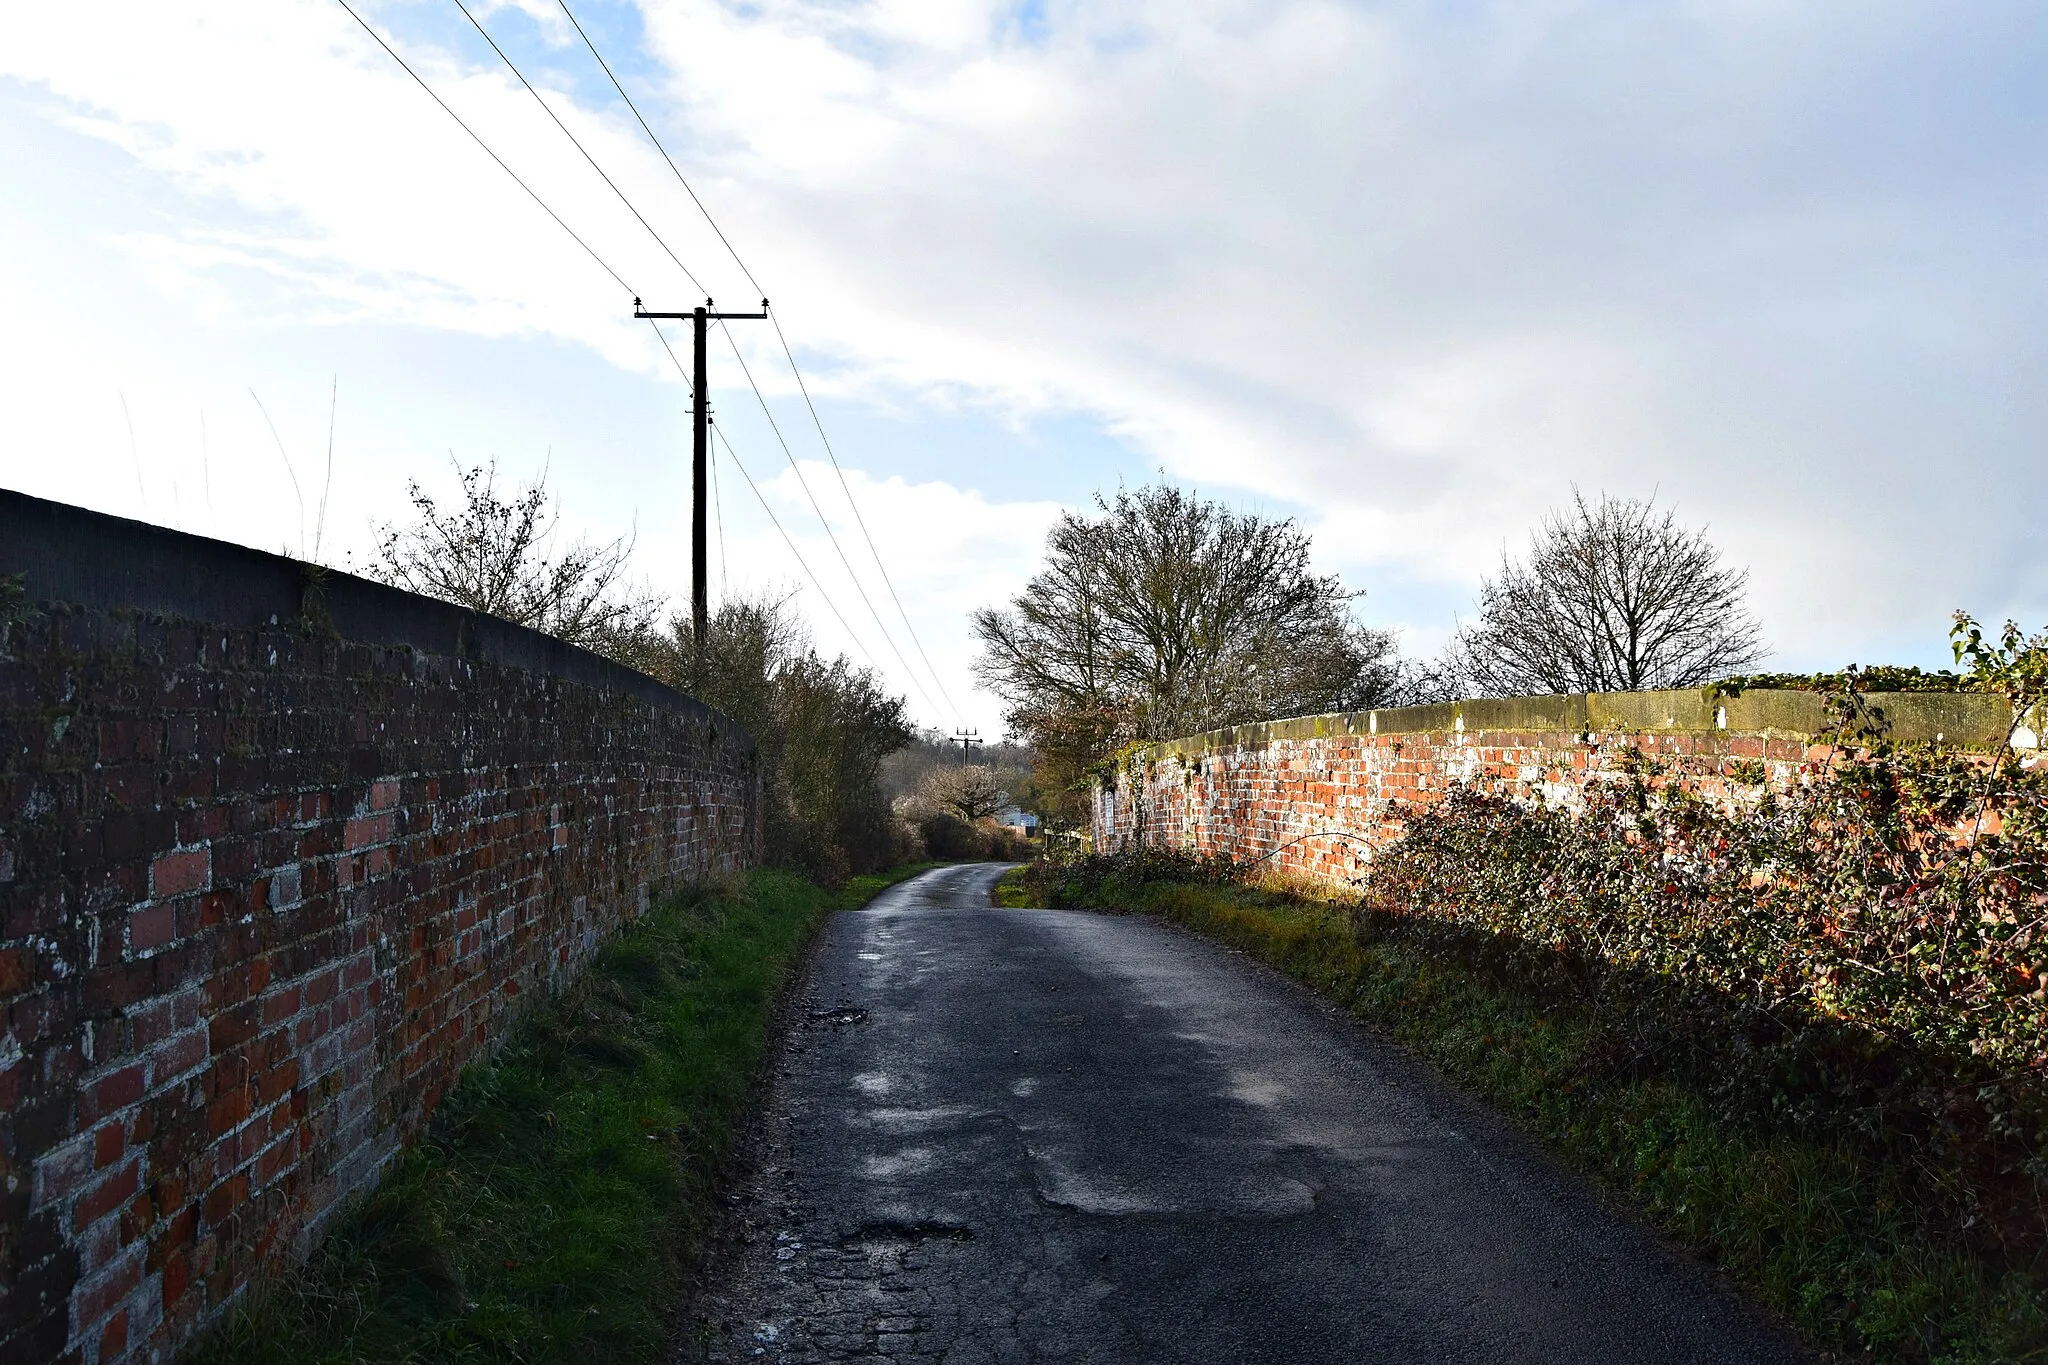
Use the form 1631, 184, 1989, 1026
0, 602, 758, 1363
1092, 715, 1835, 889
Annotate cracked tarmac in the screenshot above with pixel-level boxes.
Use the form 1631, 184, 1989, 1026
691, 863, 1806, 1364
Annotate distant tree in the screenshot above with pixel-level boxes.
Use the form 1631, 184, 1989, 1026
877, 729, 1034, 806
1449, 490, 1764, 696
973, 483, 1404, 822
369, 459, 662, 654
912, 765, 1010, 823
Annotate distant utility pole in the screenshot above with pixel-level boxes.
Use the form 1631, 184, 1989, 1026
952, 728, 981, 767
634, 297, 768, 650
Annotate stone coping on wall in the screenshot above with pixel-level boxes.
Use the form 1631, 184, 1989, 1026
1, 486, 751, 753
1133, 685, 2020, 765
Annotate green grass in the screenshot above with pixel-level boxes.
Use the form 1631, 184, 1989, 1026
188, 863, 936, 1365
1043, 868, 2048, 1365
989, 864, 1033, 907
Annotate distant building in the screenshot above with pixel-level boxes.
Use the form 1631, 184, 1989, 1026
997, 806, 1040, 834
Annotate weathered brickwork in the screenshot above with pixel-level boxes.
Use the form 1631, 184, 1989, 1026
0, 562, 758, 1362
1093, 690, 2019, 889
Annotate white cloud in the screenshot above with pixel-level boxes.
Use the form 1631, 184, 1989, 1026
5, 0, 2047, 710
716, 457, 1064, 731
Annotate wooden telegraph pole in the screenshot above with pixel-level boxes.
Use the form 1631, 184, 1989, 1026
952, 728, 981, 767
634, 297, 768, 649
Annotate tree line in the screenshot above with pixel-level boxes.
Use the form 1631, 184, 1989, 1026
368, 457, 1768, 847
971, 482, 1763, 826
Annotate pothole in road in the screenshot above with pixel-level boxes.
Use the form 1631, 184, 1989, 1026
806, 1006, 869, 1027
843, 1220, 975, 1246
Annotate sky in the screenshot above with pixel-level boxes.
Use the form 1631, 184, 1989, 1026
3, 0, 2046, 736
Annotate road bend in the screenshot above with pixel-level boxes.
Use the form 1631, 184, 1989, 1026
696, 863, 1804, 1364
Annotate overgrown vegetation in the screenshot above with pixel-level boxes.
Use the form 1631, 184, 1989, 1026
365, 464, 919, 885
188, 866, 927, 1365
1029, 851, 2046, 1362
1713, 665, 1980, 694
989, 864, 1034, 908
623, 596, 915, 884
891, 762, 1034, 862
1028, 615, 2048, 1362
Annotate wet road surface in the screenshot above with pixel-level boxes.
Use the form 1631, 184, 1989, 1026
696, 863, 1804, 1364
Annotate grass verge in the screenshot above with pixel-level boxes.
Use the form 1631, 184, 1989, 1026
1029, 864, 2048, 1365
989, 864, 1033, 907
188, 863, 936, 1365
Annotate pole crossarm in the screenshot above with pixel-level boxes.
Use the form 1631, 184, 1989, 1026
635, 308, 768, 320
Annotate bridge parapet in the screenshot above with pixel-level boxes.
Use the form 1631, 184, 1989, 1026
1093, 686, 2028, 887
0, 490, 760, 1364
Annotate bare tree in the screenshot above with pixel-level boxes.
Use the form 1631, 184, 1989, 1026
1449, 490, 1764, 696
911, 765, 1011, 823
879, 729, 1033, 806
973, 483, 1405, 820
368, 459, 663, 654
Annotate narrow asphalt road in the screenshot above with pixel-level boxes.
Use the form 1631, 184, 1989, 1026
696, 863, 1805, 1364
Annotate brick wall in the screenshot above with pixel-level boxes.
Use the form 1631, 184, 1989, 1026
1092, 689, 2020, 889
0, 492, 760, 1363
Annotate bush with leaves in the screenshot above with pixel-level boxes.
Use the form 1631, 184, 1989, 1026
1357, 613, 2048, 1254
627, 595, 913, 885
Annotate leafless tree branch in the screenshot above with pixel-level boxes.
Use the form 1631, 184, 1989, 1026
1448, 489, 1765, 696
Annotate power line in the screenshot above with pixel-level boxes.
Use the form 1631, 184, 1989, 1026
714, 425, 885, 681
460, 0, 921, 696
554, 0, 764, 297
448, 0, 708, 297
332, 0, 635, 297
648, 322, 882, 677
717, 321, 947, 722
354, 0, 961, 722
767, 307, 966, 721
552, 0, 963, 725
643, 317, 693, 399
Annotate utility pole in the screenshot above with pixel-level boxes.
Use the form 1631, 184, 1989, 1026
952, 728, 981, 768
634, 297, 768, 651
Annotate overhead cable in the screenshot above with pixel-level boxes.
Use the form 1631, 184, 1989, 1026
716, 425, 888, 679
554, 0, 963, 725
647, 322, 884, 677
352, 0, 960, 720
711, 424, 729, 600
448, 0, 709, 296
718, 321, 947, 721
462, 0, 940, 716
554, 0, 765, 297
332, 0, 634, 297
768, 308, 966, 721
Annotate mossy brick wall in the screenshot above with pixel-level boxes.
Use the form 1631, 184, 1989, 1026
0, 491, 760, 1364
1093, 689, 2023, 888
